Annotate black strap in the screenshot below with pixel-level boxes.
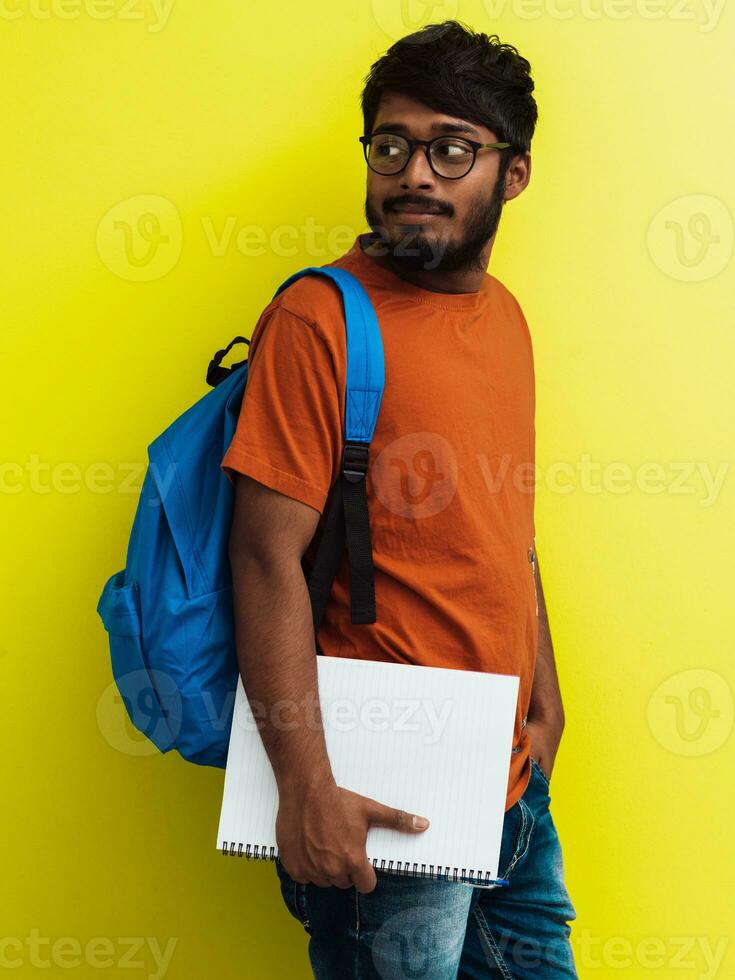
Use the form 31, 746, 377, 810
307, 441, 376, 636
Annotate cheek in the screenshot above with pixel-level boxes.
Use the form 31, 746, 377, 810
365, 177, 386, 210
369, 175, 400, 198
452, 182, 490, 222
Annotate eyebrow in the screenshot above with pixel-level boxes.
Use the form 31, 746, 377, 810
371, 120, 482, 139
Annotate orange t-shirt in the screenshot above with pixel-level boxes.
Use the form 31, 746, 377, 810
221, 234, 538, 810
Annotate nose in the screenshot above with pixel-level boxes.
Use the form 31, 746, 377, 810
400, 145, 436, 189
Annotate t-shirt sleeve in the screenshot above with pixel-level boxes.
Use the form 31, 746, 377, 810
220, 305, 343, 515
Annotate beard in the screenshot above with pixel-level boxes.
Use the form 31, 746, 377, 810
363, 169, 508, 274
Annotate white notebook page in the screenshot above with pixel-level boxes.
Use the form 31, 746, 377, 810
216, 656, 519, 887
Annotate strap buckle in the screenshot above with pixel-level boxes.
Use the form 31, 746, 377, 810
341, 441, 369, 483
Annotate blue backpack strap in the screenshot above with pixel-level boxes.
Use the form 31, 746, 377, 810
273, 266, 385, 443
272, 266, 385, 628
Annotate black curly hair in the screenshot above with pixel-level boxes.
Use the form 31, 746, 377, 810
360, 20, 537, 177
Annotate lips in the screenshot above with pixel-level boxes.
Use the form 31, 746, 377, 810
392, 203, 443, 214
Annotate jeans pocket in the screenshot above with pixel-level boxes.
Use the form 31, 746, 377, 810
530, 755, 551, 792
274, 858, 311, 932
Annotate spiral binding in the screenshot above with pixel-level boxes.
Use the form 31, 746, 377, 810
220, 843, 506, 887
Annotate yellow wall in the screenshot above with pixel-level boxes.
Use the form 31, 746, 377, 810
2, 1, 733, 977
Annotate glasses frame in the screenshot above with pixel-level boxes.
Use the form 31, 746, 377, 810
359, 132, 512, 180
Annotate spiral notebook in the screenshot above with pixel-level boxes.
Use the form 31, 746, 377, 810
216, 656, 519, 888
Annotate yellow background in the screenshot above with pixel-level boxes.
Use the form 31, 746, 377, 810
2, 0, 733, 977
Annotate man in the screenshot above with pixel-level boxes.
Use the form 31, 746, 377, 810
221, 19, 577, 979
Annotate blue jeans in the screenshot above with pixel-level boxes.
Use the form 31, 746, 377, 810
274, 757, 578, 978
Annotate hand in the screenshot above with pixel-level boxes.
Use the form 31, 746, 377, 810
525, 715, 563, 784
276, 773, 430, 894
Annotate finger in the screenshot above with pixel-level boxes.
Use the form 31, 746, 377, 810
365, 799, 430, 833
284, 866, 310, 884
329, 873, 354, 890
349, 859, 378, 894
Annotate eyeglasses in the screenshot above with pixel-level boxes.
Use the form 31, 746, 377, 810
359, 132, 511, 180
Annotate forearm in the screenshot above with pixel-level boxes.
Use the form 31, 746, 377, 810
230, 551, 335, 795
528, 553, 565, 731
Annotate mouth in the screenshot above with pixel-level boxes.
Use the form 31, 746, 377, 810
390, 205, 445, 223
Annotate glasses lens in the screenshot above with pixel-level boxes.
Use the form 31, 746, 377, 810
429, 137, 475, 178
367, 134, 410, 174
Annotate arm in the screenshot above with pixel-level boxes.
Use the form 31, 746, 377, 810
525, 551, 566, 780
228, 473, 332, 792
228, 472, 429, 893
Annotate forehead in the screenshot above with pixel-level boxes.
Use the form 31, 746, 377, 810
372, 91, 495, 141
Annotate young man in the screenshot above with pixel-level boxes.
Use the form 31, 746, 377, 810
221, 20, 578, 980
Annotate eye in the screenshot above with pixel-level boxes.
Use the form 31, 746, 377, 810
373, 136, 407, 159
432, 138, 473, 162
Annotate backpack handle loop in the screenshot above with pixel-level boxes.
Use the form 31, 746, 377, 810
207, 336, 250, 387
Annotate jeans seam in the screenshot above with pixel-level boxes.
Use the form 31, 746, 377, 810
531, 755, 550, 789
501, 798, 535, 879
472, 905, 513, 980
354, 888, 360, 980
295, 881, 311, 931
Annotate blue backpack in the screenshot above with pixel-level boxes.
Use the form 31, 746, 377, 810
96, 266, 385, 767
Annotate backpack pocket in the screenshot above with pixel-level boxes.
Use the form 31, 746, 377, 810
97, 571, 177, 753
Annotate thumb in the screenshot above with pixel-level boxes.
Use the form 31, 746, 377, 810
365, 799, 430, 833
